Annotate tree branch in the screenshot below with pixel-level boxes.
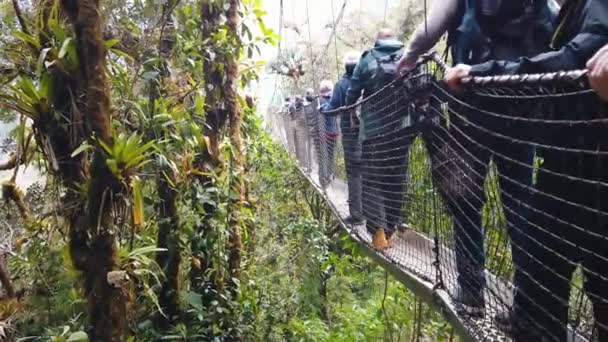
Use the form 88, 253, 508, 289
11, 0, 30, 35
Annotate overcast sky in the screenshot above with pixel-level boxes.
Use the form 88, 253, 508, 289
257, 0, 407, 120
261, 0, 403, 57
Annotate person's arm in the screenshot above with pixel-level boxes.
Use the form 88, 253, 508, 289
469, 0, 608, 76
326, 81, 344, 112
446, 0, 608, 91
397, 0, 459, 73
469, 33, 608, 76
346, 56, 369, 105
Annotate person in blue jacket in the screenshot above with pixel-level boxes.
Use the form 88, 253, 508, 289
317, 80, 338, 188
326, 53, 362, 222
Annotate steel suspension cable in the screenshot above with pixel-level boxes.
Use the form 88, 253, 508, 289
330, 0, 342, 76
382, 0, 388, 27
305, 0, 319, 91
319, 0, 348, 70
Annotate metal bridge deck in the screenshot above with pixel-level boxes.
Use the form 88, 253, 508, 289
297, 165, 585, 342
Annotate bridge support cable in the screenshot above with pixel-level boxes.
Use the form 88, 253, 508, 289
269, 53, 605, 342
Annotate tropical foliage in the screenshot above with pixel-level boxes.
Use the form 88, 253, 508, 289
0, 0, 457, 341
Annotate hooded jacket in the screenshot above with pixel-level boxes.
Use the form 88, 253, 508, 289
319, 95, 339, 136
327, 73, 353, 127
328, 73, 352, 111
346, 39, 405, 105
346, 39, 405, 138
469, 0, 608, 76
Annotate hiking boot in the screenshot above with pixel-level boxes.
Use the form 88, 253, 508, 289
495, 310, 514, 334
371, 228, 390, 250
453, 286, 485, 317
495, 310, 539, 339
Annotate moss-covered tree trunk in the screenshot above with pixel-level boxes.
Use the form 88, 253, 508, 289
152, 0, 182, 329
189, 0, 225, 297
225, 0, 244, 293
61, 0, 128, 340
156, 170, 181, 326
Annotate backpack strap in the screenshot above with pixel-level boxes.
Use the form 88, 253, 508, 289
370, 48, 405, 64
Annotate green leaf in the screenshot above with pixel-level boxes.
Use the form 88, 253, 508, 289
58, 38, 73, 59
132, 177, 145, 227
183, 291, 203, 311
106, 159, 119, 177
14, 31, 41, 49
110, 48, 135, 63
36, 48, 52, 77
141, 71, 160, 81
128, 246, 166, 259
104, 38, 121, 49
71, 142, 93, 158
66, 331, 88, 342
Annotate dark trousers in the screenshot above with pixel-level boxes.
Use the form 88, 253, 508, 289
306, 116, 320, 173
425, 103, 534, 298
341, 119, 363, 219
319, 134, 337, 186
361, 127, 416, 236
511, 143, 608, 341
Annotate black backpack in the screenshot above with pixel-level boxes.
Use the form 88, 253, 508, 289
369, 48, 405, 93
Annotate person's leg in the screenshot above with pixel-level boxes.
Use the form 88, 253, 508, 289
321, 135, 337, 187
423, 109, 487, 303
449, 122, 488, 305
297, 118, 310, 168
510, 226, 573, 341
583, 244, 608, 341
326, 137, 337, 181
318, 133, 329, 187
579, 145, 608, 341
383, 128, 415, 236
510, 151, 575, 342
494, 141, 535, 313
361, 138, 383, 235
341, 121, 363, 221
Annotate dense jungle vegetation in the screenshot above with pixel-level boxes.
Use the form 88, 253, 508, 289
0, 0, 457, 340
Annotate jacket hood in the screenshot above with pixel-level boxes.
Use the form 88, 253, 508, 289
373, 39, 404, 53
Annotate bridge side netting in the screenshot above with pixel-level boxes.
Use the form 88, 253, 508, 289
269, 54, 607, 342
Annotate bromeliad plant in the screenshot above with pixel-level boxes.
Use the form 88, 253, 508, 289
99, 132, 156, 182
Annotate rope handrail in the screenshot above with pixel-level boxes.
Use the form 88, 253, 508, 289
271, 55, 606, 341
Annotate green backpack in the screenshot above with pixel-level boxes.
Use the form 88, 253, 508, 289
369, 48, 405, 94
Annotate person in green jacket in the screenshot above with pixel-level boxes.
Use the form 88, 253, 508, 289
346, 29, 414, 250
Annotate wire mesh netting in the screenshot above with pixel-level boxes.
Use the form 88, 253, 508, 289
268, 53, 607, 342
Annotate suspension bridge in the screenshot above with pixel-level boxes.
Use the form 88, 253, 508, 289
266, 53, 606, 342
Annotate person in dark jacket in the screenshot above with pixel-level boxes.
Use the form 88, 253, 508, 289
446, 0, 608, 339
318, 80, 337, 188
326, 52, 362, 223
346, 28, 414, 250
399, 0, 557, 316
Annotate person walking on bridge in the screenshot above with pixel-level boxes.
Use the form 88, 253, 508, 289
346, 28, 414, 250
445, 0, 608, 339
318, 80, 338, 188
304, 88, 320, 173
396, 0, 556, 318
289, 95, 310, 170
325, 53, 363, 223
